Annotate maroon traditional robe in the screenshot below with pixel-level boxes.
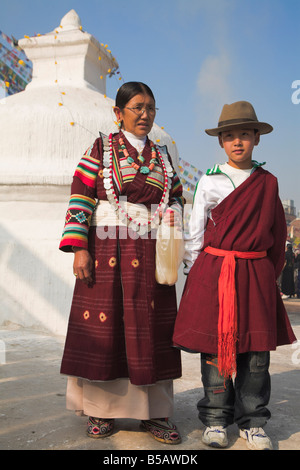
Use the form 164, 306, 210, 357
173, 167, 296, 354
60, 132, 183, 386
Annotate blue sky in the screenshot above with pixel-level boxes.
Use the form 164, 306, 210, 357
1, 0, 300, 211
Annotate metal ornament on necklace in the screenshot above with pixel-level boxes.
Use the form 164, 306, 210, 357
103, 133, 173, 234
119, 136, 158, 175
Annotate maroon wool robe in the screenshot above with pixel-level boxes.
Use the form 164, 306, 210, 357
173, 167, 296, 354
60, 133, 182, 386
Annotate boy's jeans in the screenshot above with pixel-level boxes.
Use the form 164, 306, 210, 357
197, 351, 271, 429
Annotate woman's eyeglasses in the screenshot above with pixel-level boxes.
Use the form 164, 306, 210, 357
124, 106, 158, 116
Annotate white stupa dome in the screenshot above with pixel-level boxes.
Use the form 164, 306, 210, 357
0, 9, 179, 185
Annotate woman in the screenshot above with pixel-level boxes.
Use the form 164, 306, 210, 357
59, 82, 184, 444
281, 244, 295, 298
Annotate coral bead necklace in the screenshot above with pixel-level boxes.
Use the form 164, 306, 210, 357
119, 136, 158, 175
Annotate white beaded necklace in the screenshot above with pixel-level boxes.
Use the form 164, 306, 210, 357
102, 133, 173, 234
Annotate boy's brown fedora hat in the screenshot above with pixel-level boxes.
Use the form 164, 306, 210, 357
205, 101, 273, 136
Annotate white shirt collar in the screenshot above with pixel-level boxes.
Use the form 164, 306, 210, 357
122, 130, 146, 153
220, 162, 253, 174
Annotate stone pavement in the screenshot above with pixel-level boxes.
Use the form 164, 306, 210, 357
0, 300, 299, 452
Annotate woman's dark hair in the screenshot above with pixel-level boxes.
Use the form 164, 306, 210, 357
115, 82, 155, 109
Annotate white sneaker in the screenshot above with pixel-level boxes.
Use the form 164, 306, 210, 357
202, 426, 228, 448
239, 427, 273, 450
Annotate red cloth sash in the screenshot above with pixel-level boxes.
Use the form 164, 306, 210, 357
204, 246, 267, 379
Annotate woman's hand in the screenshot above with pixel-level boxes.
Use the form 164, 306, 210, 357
159, 208, 180, 227
73, 248, 93, 285
163, 209, 175, 226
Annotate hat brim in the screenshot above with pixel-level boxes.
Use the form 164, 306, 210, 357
205, 121, 273, 136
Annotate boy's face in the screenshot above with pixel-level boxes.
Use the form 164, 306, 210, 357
218, 128, 260, 169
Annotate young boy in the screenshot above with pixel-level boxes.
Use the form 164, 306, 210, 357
173, 101, 297, 450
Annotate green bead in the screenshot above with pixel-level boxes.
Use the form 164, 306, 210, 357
138, 155, 145, 163
140, 166, 150, 174
127, 157, 134, 164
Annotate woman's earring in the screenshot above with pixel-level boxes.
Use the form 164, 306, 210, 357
117, 120, 122, 129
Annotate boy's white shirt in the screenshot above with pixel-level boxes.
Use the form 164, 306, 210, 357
183, 162, 259, 274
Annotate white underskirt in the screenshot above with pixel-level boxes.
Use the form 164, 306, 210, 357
66, 377, 174, 420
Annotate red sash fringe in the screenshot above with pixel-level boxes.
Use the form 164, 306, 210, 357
204, 246, 267, 380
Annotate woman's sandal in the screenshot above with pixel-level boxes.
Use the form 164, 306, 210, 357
141, 418, 181, 445
87, 416, 115, 438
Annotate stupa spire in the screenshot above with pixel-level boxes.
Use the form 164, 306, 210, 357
59, 9, 82, 31
18, 10, 117, 93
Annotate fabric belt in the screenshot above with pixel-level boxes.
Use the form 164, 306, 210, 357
204, 246, 267, 379
91, 200, 151, 227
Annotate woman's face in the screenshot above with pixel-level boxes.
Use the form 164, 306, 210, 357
114, 93, 156, 137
